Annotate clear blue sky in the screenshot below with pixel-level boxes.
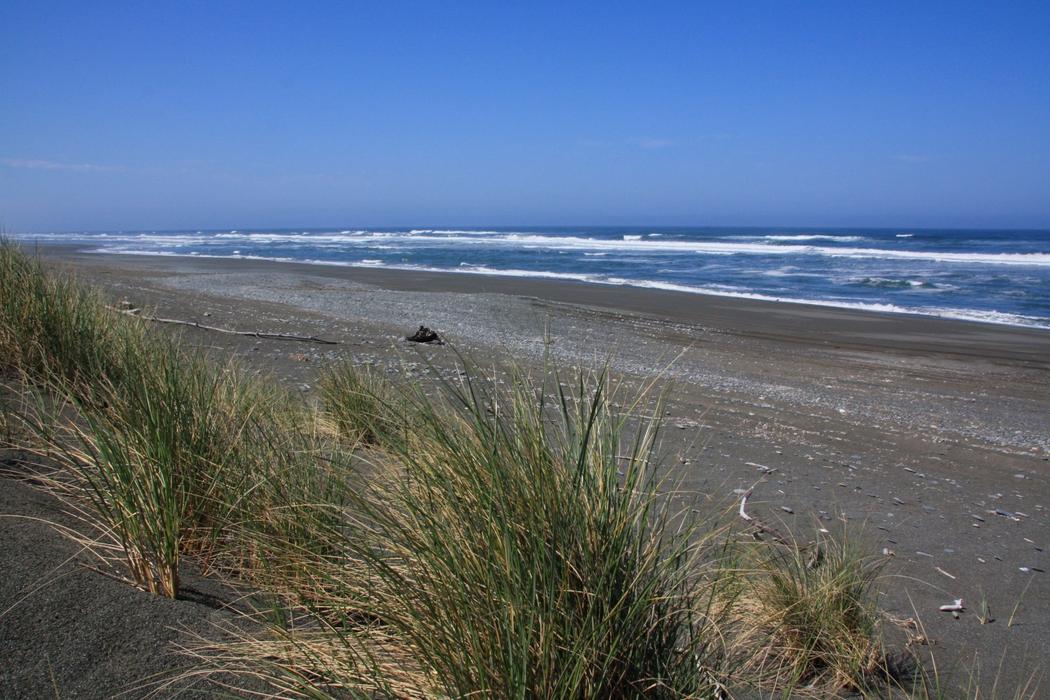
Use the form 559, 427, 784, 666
2, 1, 1048, 231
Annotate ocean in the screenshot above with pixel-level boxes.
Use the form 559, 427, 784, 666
17, 227, 1050, 330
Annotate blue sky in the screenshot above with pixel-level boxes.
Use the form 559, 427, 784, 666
1, 1, 1048, 231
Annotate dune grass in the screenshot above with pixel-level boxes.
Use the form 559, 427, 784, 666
0, 240, 335, 596
5, 239, 1018, 698
0, 240, 146, 391
727, 524, 890, 693
319, 359, 409, 447
254, 364, 735, 698
42, 350, 303, 595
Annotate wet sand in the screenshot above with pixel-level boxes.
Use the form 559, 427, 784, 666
6, 245, 1049, 696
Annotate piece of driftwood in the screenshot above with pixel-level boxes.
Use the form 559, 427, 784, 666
738, 490, 791, 546
111, 308, 339, 345
406, 325, 441, 343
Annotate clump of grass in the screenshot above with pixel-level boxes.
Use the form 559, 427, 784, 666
731, 525, 889, 693
1, 240, 335, 597
227, 364, 735, 697
45, 347, 296, 596
319, 360, 408, 447
0, 240, 146, 393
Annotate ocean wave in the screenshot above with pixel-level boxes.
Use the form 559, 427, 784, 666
413, 234, 1050, 266
309, 232, 1050, 266
427, 229, 514, 236
852, 276, 929, 289
20, 230, 1049, 266
760, 267, 825, 278
93, 248, 300, 264
762, 234, 866, 242
846, 276, 961, 292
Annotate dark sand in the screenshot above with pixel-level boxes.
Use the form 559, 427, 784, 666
4, 246, 1048, 696
0, 453, 263, 699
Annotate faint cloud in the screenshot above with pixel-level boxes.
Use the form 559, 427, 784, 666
633, 138, 675, 150
576, 137, 678, 150
1, 158, 124, 173
891, 154, 932, 163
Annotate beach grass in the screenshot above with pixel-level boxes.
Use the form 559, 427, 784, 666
319, 358, 409, 447
727, 524, 890, 693
0, 240, 335, 595
0, 240, 146, 391
279, 364, 735, 697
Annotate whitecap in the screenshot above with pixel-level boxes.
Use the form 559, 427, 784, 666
763, 234, 865, 242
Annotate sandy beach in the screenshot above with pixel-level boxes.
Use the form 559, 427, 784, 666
4, 246, 1049, 696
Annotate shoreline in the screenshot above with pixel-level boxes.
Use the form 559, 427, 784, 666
68, 249, 1050, 331
35, 245, 1050, 455
36, 245, 1050, 363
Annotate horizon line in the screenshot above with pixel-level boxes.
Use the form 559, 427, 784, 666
9, 223, 1050, 235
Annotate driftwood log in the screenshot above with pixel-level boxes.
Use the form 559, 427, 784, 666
110, 307, 339, 345
406, 325, 441, 343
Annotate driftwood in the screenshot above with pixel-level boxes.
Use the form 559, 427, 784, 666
739, 490, 830, 569
111, 308, 339, 345
406, 325, 441, 344
738, 490, 791, 546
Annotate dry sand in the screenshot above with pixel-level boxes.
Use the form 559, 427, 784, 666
3, 246, 1048, 696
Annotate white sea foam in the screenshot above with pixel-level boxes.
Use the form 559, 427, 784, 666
762, 234, 865, 242
20, 230, 1048, 266
429, 229, 509, 236
412, 234, 1050, 266
760, 267, 824, 278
